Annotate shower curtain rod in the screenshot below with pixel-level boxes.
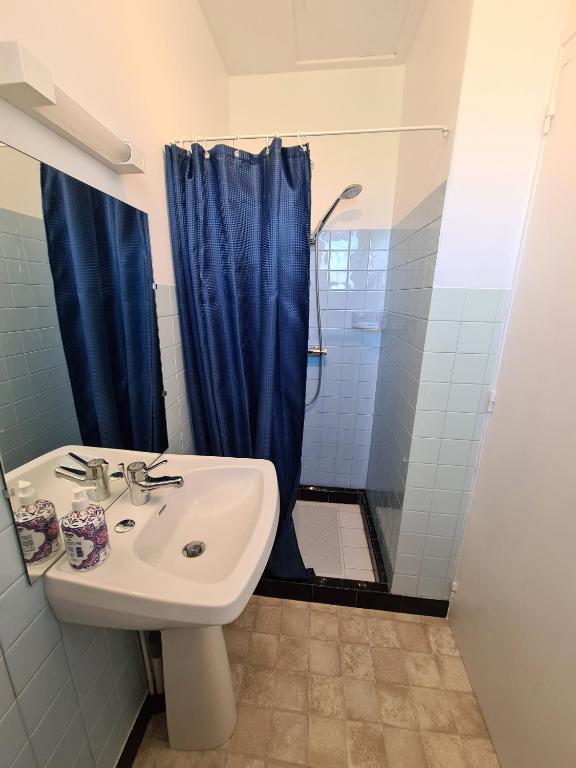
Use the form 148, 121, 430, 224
172, 124, 450, 146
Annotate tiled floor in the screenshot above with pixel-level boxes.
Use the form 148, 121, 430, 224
293, 501, 376, 582
134, 596, 500, 768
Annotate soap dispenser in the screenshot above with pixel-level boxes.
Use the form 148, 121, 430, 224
14, 480, 60, 564
60, 488, 110, 571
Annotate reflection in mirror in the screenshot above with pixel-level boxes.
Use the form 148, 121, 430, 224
0, 143, 167, 581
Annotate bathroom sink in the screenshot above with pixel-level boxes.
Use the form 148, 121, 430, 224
45, 453, 279, 751
45, 455, 279, 629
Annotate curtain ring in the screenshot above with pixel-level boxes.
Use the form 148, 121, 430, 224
265, 129, 270, 155
234, 135, 240, 158
298, 131, 306, 151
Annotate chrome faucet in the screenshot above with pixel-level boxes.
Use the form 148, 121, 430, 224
120, 459, 183, 506
54, 452, 111, 501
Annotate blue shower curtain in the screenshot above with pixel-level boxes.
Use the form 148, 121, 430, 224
40, 165, 167, 453
165, 139, 311, 578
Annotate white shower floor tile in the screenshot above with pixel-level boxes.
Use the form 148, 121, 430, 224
293, 500, 375, 582
293, 501, 343, 577
338, 504, 364, 529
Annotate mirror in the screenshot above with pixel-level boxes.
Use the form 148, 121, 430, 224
0, 143, 167, 581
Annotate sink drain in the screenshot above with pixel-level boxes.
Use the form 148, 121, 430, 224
182, 541, 205, 558
114, 519, 135, 533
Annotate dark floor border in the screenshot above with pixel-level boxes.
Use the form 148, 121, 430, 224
298, 484, 389, 588
255, 575, 448, 617
117, 693, 166, 766
358, 490, 389, 585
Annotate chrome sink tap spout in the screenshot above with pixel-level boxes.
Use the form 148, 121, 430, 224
120, 459, 184, 506
54, 452, 111, 501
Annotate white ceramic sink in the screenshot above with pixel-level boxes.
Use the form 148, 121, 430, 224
44, 452, 279, 751
45, 455, 279, 629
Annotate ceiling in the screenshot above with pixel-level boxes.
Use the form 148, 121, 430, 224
199, 0, 429, 75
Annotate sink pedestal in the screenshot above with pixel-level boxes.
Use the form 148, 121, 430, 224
162, 625, 237, 750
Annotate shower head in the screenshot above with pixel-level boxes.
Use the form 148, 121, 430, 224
310, 183, 363, 244
341, 184, 363, 199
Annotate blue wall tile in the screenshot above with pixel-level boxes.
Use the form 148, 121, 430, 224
0, 495, 146, 768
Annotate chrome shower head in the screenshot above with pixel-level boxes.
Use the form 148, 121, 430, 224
341, 184, 363, 199
310, 183, 363, 244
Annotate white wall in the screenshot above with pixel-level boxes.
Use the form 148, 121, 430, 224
450, 13, 576, 768
392, 0, 473, 224
435, 0, 571, 289
0, 0, 229, 283
0, 148, 41, 217
229, 67, 404, 230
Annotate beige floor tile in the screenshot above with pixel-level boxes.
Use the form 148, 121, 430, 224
366, 618, 400, 648
274, 670, 308, 712
309, 639, 341, 676
447, 692, 489, 737
371, 648, 409, 685
230, 705, 272, 758
267, 710, 308, 765
147, 714, 168, 741
383, 726, 427, 768
341, 643, 375, 680
224, 628, 251, 664
422, 732, 467, 768
310, 611, 339, 641
343, 678, 381, 723
254, 604, 282, 634
376, 683, 418, 730
395, 622, 431, 652
145, 741, 229, 767
336, 603, 362, 617
231, 663, 245, 702
410, 686, 457, 733
267, 760, 309, 768
226, 755, 265, 768
248, 633, 279, 668
404, 652, 443, 688
239, 666, 276, 707
267, 761, 307, 768
308, 715, 347, 768
308, 672, 344, 718
339, 615, 370, 645
438, 655, 473, 691
256, 596, 279, 606
419, 615, 448, 625
380, 611, 422, 623
277, 637, 309, 672
132, 738, 151, 767
345, 721, 388, 768
461, 737, 501, 768
310, 600, 340, 614
427, 624, 459, 656
281, 608, 311, 638
230, 603, 257, 631
282, 599, 310, 611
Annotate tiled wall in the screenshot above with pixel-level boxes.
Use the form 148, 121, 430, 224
367, 184, 446, 580
154, 284, 194, 455
0, 493, 147, 768
301, 229, 389, 489
365, 183, 510, 600
0, 209, 81, 472
391, 287, 508, 600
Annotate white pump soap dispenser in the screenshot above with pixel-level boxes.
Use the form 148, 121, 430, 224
60, 488, 110, 571
14, 480, 60, 564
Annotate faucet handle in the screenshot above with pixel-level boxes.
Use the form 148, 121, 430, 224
146, 459, 168, 473
67, 452, 108, 468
